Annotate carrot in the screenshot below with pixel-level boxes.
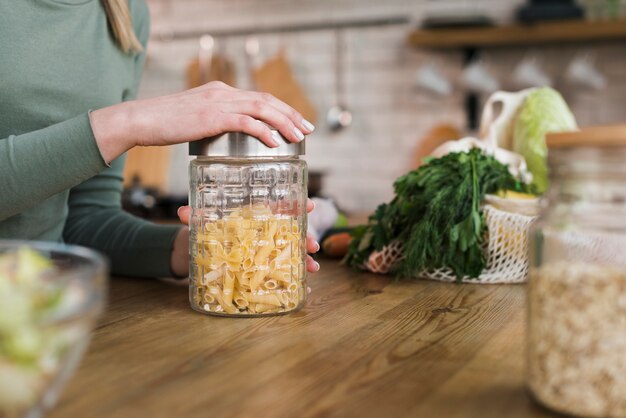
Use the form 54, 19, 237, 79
322, 232, 352, 258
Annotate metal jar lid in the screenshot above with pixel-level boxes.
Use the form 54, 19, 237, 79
189, 130, 305, 157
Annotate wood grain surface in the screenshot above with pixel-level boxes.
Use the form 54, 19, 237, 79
49, 260, 559, 418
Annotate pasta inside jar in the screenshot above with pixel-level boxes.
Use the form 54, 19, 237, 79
190, 206, 306, 316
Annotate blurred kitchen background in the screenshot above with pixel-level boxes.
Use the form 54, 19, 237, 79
122, 0, 626, 219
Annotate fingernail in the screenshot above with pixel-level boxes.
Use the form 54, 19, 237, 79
314, 242, 320, 252
307, 286, 312, 294
294, 127, 305, 142
302, 119, 315, 132
177, 207, 182, 217
313, 261, 320, 272
270, 131, 282, 147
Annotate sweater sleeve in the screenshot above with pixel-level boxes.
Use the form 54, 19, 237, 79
0, 113, 108, 222
63, 154, 182, 278
63, 0, 184, 278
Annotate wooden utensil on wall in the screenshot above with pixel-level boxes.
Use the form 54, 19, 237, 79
186, 54, 236, 89
252, 51, 317, 124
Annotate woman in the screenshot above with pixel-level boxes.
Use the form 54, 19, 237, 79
0, 0, 319, 278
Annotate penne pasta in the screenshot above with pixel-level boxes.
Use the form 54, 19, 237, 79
268, 269, 291, 284
249, 269, 267, 292
222, 270, 235, 306
277, 291, 289, 306
262, 279, 278, 290
248, 293, 281, 307
211, 287, 238, 315
191, 211, 306, 315
255, 303, 281, 313
202, 292, 216, 304
254, 242, 274, 266
192, 289, 203, 305
233, 291, 250, 308
242, 257, 254, 270
202, 267, 223, 285
269, 248, 281, 259
276, 246, 292, 262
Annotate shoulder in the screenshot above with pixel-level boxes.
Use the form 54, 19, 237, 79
128, 0, 150, 48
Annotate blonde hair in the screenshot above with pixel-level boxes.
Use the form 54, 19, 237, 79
102, 0, 143, 54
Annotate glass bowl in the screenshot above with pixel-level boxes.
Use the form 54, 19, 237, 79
0, 240, 107, 418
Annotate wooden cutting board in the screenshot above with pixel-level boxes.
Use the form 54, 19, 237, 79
412, 123, 462, 168
123, 147, 171, 192
252, 52, 317, 124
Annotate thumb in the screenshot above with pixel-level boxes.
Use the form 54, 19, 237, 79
177, 206, 192, 225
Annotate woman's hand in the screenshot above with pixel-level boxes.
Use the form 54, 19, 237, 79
90, 81, 315, 163
170, 199, 321, 278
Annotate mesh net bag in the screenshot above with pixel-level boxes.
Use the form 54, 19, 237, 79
363, 204, 537, 284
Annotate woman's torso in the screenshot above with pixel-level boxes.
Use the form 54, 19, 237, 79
0, 0, 146, 240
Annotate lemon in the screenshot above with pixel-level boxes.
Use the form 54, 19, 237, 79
496, 190, 537, 200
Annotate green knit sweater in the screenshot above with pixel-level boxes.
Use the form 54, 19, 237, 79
0, 0, 181, 277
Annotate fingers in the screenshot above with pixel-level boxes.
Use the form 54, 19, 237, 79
177, 206, 191, 225
306, 255, 320, 273
214, 88, 315, 137
307, 234, 320, 254
221, 100, 305, 144
249, 91, 315, 135
306, 199, 315, 213
306, 230, 320, 274
217, 114, 278, 148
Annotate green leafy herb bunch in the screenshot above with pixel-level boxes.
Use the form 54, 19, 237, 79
344, 148, 532, 281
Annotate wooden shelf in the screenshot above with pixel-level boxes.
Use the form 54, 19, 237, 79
408, 19, 626, 49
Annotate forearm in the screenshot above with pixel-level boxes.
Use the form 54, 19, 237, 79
64, 149, 185, 278
0, 113, 107, 221
64, 206, 182, 278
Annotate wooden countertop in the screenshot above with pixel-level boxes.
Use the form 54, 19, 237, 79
50, 259, 558, 418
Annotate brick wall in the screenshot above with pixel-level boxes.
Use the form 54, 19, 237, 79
141, 0, 626, 212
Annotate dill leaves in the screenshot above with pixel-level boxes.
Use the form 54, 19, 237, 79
344, 149, 530, 281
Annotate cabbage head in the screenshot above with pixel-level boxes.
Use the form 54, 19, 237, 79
513, 88, 577, 194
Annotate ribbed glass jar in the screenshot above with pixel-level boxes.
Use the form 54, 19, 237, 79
528, 126, 626, 418
188, 133, 307, 317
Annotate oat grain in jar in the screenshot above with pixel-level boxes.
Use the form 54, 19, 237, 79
528, 125, 626, 418
188, 131, 307, 317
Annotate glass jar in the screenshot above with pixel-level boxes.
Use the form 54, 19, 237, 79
188, 131, 307, 317
528, 126, 626, 418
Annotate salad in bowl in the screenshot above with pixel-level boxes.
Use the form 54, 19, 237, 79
0, 241, 107, 418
